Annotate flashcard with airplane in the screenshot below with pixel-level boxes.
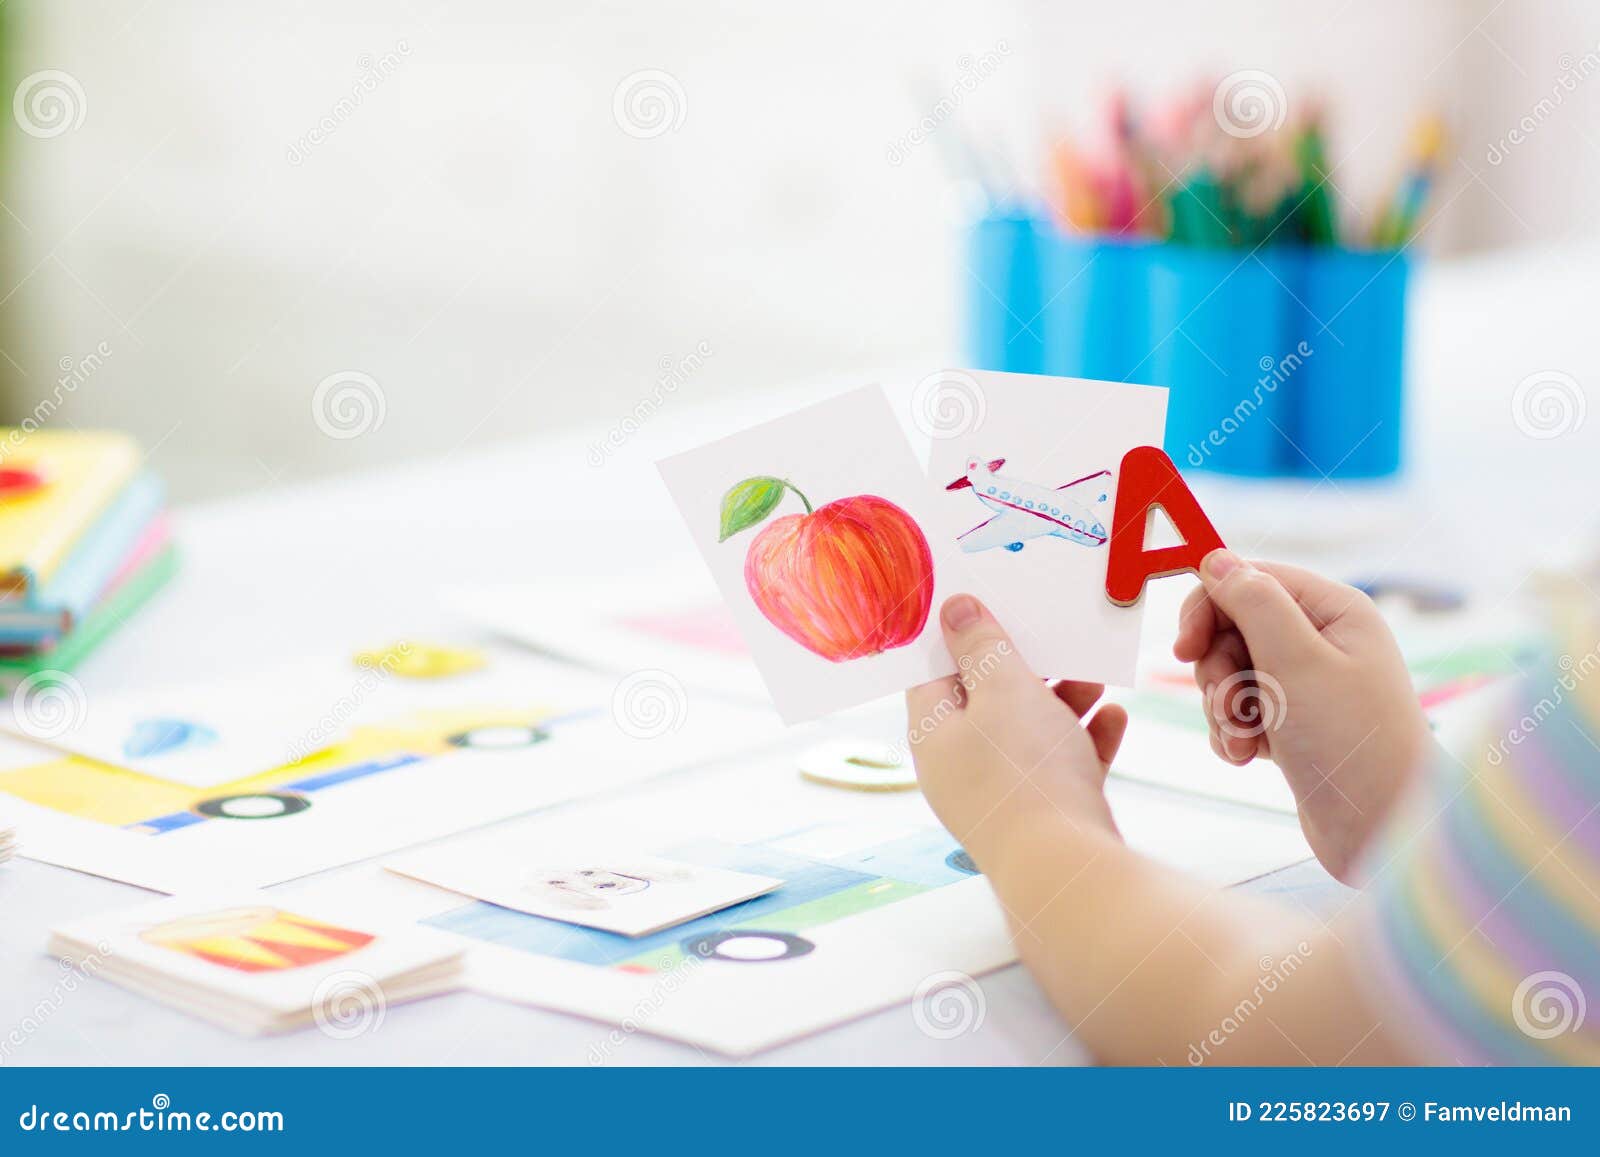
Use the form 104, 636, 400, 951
925, 370, 1169, 687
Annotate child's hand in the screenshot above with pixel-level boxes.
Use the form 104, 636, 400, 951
1173, 550, 1433, 881
905, 595, 1128, 866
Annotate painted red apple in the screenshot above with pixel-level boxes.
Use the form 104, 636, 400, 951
719, 476, 934, 662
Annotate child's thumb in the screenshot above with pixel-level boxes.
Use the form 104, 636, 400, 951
1199, 550, 1325, 669
937, 594, 1034, 707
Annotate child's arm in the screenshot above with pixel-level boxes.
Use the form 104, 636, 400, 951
1172, 551, 1433, 881
908, 595, 1408, 1065
983, 812, 1402, 1065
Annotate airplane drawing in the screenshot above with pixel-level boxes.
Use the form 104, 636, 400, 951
945, 456, 1111, 554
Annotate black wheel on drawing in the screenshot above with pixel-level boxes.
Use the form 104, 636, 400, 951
682, 930, 816, 963
193, 791, 311, 820
446, 724, 551, 751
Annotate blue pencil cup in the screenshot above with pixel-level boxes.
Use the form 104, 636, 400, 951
1036, 235, 1153, 383
964, 212, 1410, 481
1145, 247, 1297, 476
965, 212, 1043, 376
1293, 251, 1408, 478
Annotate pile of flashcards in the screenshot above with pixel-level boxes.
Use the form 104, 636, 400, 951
0, 429, 178, 684
657, 372, 1224, 722
49, 892, 464, 1036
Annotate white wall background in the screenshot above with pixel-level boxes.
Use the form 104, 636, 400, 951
1022, 0, 1600, 250
2, 0, 1596, 499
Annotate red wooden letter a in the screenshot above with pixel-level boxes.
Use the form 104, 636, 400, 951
1104, 445, 1225, 607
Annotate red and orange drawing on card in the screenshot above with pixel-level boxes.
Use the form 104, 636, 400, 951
139, 907, 375, 973
717, 475, 934, 663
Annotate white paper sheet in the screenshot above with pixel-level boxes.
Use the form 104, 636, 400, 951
445, 571, 766, 703
284, 740, 1312, 1057
0, 655, 784, 892
924, 369, 1168, 687
0, 665, 365, 788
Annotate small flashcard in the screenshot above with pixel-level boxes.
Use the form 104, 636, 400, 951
386, 847, 782, 937
924, 369, 1168, 686
657, 386, 971, 722
48, 890, 464, 1035
2, 666, 360, 788
796, 738, 918, 791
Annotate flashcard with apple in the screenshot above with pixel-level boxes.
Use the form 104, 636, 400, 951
925, 369, 1168, 687
658, 386, 969, 722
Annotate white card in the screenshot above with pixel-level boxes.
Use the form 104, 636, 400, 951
50, 889, 463, 1012
924, 370, 1168, 686
387, 847, 782, 937
2, 666, 359, 787
1, 647, 568, 789
0, 657, 781, 893
445, 571, 766, 704
658, 385, 970, 722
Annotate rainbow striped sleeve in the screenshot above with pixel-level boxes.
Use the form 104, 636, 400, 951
1357, 608, 1600, 1065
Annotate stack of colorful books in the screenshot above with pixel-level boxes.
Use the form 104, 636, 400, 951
0, 430, 177, 684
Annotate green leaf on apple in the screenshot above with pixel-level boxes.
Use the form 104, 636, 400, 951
719, 476, 808, 540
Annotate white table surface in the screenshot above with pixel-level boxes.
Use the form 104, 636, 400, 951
2, 242, 1592, 1064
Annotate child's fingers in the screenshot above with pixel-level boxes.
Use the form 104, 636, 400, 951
1182, 557, 1356, 645
1204, 661, 1266, 762
1193, 629, 1251, 703
1249, 560, 1369, 630
1221, 730, 1259, 763
1086, 703, 1129, 771
1205, 705, 1259, 764
905, 678, 963, 738
907, 676, 962, 715
1051, 679, 1106, 718
1174, 582, 1226, 661
1176, 555, 1356, 661
937, 594, 1038, 711
1207, 723, 1256, 765
1199, 550, 1326, 669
